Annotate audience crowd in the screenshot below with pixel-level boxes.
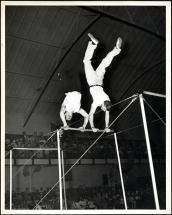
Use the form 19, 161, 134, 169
6, 184, 158, 210
5, 132, 164, 159
5, 132, 165, 210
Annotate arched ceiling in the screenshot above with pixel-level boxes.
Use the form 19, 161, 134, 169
5, 5, 166, 134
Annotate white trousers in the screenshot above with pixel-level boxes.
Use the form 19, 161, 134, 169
83, 41, 120, 86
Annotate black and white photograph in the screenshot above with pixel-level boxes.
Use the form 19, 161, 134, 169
1, 1, 171, 214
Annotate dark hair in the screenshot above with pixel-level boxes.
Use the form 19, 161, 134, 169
104, 100, 112, 110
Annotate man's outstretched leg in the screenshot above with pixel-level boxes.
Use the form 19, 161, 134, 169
83, 33, 99, 85
83, 33, 99, 62
96, 37, 122, 77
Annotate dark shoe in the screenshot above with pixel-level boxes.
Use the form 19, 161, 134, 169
116, 37, 122, 49
88, 33, 99, 45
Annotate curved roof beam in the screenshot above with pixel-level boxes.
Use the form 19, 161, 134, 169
23, 14, 102, 127
118, 60, 165, 100
79, 6, 165, 41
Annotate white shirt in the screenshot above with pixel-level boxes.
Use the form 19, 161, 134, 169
90, 86, 110, 108
63, 91, 81, 113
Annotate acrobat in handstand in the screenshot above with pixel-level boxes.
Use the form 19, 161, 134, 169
83, 33, 122, 132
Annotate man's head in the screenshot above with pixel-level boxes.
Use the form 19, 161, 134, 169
101, 100, 112, 111
65, 111, 73, 121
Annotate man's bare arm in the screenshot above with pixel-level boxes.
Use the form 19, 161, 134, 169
60, 104, 68, 127
78, 108, 89, 128
105, 110, 111, 132
105, 110, 109, 128
89, 105, 98, 132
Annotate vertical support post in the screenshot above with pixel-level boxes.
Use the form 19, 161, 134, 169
29, 166, 32, 192
9, 149, 12, 210
61, 150, 67, 209
139, 94, 160, 209
57, 130, 63, 210
114, 133, 127, 209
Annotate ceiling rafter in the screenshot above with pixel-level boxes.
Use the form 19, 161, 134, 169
79, 6, 165, 40
119, 60, 165, 100
6, 70, 62, 82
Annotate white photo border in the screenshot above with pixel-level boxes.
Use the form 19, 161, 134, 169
1, 1, 171, 214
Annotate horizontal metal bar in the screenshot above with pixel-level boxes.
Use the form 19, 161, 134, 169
12, 148, 58, 151
61, 127, 114, 132
143, 91, 166, 98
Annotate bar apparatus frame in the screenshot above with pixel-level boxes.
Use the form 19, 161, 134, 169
9, 91, 166, 210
